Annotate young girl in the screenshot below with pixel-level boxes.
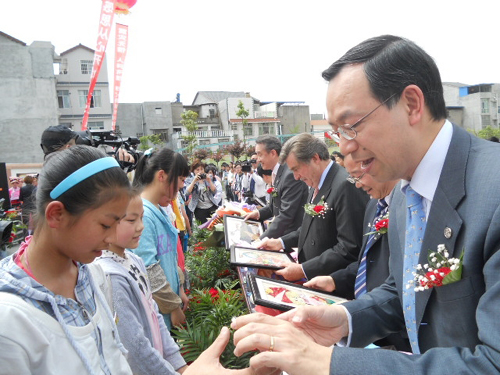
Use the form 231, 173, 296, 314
0, 146, 133, 374
95, 191, 188, 375
132, 148, 190, 330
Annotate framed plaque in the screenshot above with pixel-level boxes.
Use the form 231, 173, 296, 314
247, 274, 347, 311
230, 246, 294, 270
223, 215, 264, 250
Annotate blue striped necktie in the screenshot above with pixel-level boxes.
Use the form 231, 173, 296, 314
354, 198, 388, 298
402, 186, 427, 354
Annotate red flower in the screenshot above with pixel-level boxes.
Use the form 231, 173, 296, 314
209, 288, 219, 299
419, 267, 452, 288
267, 187, 275, 194
375, 218, 389, 231
313, 205, 323, 213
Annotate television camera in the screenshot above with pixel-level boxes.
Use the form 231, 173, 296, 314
76, 130, 141, 173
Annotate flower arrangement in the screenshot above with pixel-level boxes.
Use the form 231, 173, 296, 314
303, 196, 331, 218
407, 244, 464, 292
267, 186, 278, 197
365, 212, 389, 236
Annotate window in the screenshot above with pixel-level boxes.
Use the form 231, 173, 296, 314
57, 90, 71, 108
155, 108, 162, 115
243, 125, 253, 136
259, 124, 274, 135
481, 99, 490, 114
209, 108, 215, 118
88, 121, 104, 130
482, 115, 491, 127
153, 130, 168, 142
199, 140, 210, 145
218, 138, 230, 144
231, 124, 238, 131
78, 90, 102, 108
80, 60, 93, 74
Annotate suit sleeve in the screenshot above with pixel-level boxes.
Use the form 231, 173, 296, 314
329, 261, 358, 300
302, 181, 368, 278
281, 228, 301, 251
261, 171, 307, 239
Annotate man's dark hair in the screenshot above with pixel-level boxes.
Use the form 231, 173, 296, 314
322, 35, 447, 121
255, 135, 282, 156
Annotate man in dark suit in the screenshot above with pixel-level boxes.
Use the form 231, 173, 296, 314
244, 135, 308, 239
305, 155, 410, 351
232, 35, 500, 375
257, 133, 368, 281
304, 155, 398, 299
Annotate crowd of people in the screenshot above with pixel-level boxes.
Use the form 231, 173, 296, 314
2, 33, 500, 375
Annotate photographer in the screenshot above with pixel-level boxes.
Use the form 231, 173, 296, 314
185, 160, 222, 223
241, 158, 267, 206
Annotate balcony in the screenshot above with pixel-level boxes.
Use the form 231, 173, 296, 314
171, 129, 235, 140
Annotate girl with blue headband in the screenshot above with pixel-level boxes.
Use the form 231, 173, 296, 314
0, 146, 132, 374
0, 145, 251, 375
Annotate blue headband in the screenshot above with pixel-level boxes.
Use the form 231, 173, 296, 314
50, 157, 120, 199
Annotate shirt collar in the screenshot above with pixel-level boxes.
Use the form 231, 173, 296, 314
272, 162, 281, 176
400, 119, 453, 203
317, 160, 334, 191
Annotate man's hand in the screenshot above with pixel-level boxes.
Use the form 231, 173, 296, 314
117, 148, 134, 162
254, 238, 282, 251
232, 313, 333, 375
304, 276, 336, 292
244, 210, 259, 221
275, 263, 305, 281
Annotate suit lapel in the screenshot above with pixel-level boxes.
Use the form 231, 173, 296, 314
414, 126, 468, 328
298, 164, 337, 251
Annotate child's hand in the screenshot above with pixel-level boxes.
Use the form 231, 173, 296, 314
171, 306, 186, 327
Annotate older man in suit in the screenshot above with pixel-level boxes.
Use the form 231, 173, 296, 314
305, 155, 410, 351
244, 135, 308, 239
256, 133, 368, 281
232, 35, 500, 375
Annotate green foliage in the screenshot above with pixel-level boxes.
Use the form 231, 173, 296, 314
139, 134, 163, 151
186, 245, 237, 290
172, 288, 254, 368
181, 110, 199, 157
476, 126, 500, 140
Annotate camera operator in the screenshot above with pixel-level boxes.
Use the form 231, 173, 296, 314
185, 160, 222, 223
241, 155, 267, 206
40, 125, 137, 171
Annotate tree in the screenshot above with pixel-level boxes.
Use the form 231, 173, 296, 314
211, 148, 227, 168
236, 100, 250, 142
193, 148, 209, 161
181, 110, 199, 158
244, 144, 255, 159
139, 134, 163, 151
226, 140, 246, 161
477, 126, 500, 140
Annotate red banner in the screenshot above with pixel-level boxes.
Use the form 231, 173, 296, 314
82, 0, 117, 130
112, 23, 129, 131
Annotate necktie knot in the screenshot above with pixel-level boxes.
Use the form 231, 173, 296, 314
405, 186, 423, 208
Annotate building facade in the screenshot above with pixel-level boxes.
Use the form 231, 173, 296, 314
443, 82, 500, 132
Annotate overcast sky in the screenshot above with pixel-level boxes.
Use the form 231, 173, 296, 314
2, 0, 499, 115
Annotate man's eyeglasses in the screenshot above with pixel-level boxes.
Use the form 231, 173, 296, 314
330, 93, 396, 141
346, 171, 366, 184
